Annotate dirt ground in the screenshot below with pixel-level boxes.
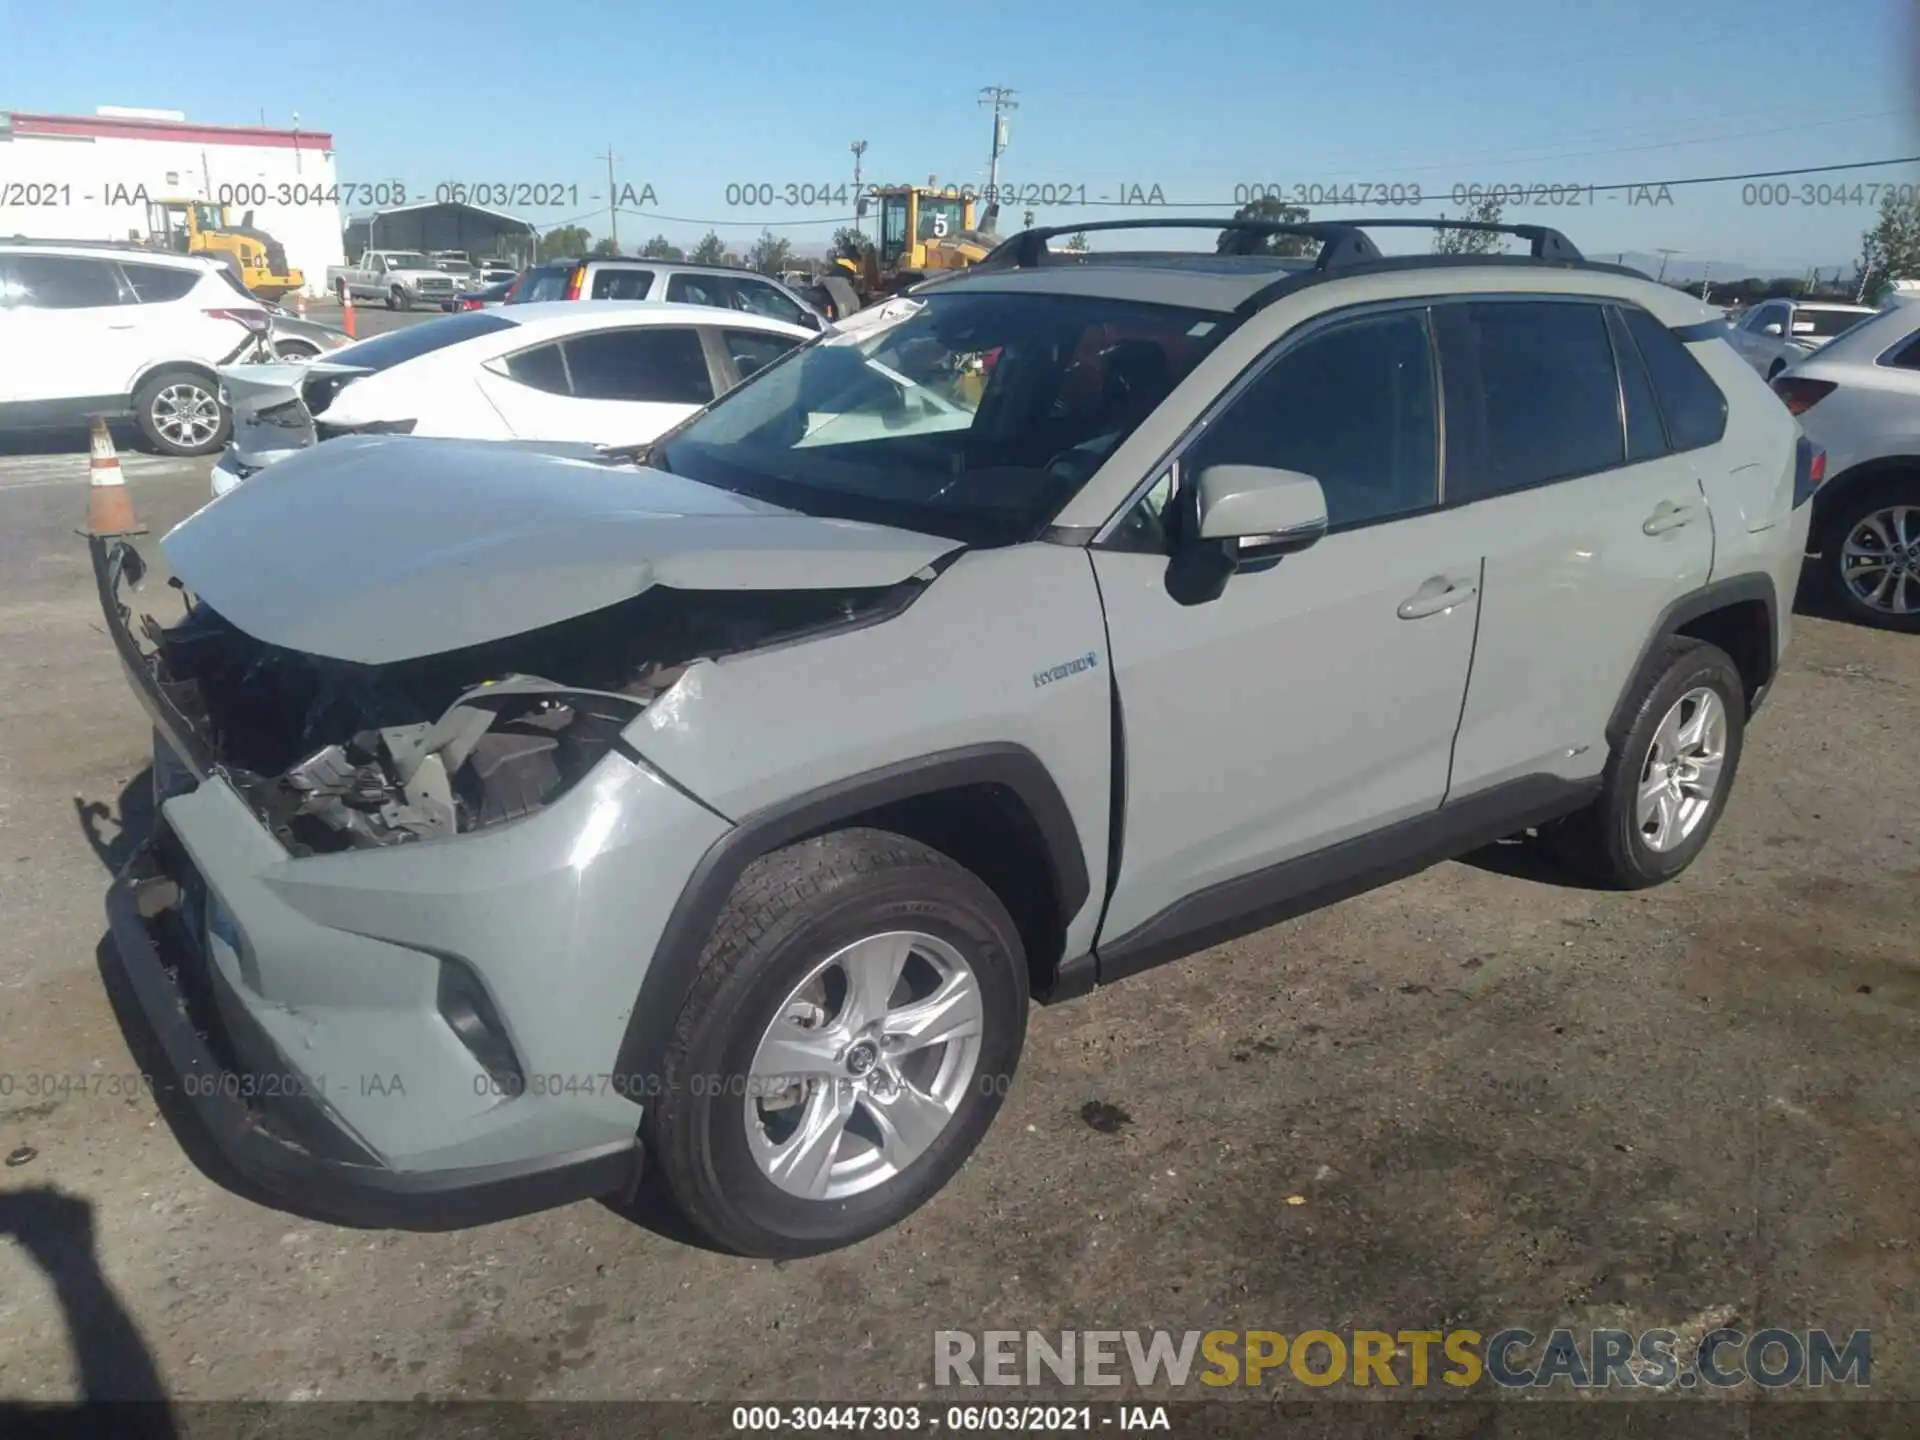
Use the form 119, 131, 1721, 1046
0, 455, 1914, 1417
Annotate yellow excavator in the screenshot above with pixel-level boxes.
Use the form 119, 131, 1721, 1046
828, 184, 1000, 312
144, 199, 305, 300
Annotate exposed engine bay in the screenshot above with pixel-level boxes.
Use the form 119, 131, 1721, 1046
130, 575, 923, 855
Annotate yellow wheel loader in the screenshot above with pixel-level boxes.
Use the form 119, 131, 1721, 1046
828, 185, 1001, 313
144, 199, 305, 301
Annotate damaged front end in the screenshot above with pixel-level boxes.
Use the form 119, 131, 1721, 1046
92, 533, 925, 855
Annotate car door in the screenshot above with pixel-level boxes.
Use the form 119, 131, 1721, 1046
0, 254, 137, 411
478, 324, 718, 444
1438, 297, 1714, 796
1089, 303, 1486, 948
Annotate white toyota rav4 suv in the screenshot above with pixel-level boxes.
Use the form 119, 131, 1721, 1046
0, 241, 271, 455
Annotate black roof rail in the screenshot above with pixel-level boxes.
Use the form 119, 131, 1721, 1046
973, 214, 1586, 274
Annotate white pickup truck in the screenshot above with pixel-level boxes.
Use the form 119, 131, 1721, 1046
325, 250, 461, 311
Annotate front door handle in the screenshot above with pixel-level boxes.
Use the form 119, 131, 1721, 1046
1643, 501, 1698, 535
1397, 575, 1478, 620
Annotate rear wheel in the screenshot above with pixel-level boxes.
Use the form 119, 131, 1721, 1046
643, 828, 1029, 1258
133, 368, 229, 456
1554, 637, 1746, 889
1821, 481, 1920, 632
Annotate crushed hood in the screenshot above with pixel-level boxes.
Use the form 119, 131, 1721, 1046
162, 434, 963, 665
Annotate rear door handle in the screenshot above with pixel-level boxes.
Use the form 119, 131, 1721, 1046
1643, 501, 1698, 535
1397, 575, 1478, 620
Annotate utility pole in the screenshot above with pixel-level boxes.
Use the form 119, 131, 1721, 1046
1655, 247, 1682, 283
1700, 261, 1713, 306
979, 85, 1017, 200
850, 140, 868, 239
598, 145, 620, 252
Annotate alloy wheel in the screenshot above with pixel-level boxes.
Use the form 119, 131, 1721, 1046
151, 383, 221, 450
1635, 686, 1728, 853
744, 931, 984, 1201
1840, 504, 1919, 618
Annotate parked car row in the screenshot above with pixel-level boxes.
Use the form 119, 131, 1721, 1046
211, 302, 813, 493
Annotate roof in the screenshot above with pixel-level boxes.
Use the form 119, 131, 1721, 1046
3, 110, 332, 150
487, 299, 815, 338
348, 201, 535, 232
0, 237, 218, 268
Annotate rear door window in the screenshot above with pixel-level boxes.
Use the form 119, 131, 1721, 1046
119, 262, 202, 304
511, 264, 574, 303
5, 255, 124, 309
1618, 306, 1729, 451
589, 267, 655, 301
1442, 300, 1623, 503
561, 326, 714, 404
665, 273, 731, 309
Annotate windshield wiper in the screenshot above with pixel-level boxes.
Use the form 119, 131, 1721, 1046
593, 438, 670, 471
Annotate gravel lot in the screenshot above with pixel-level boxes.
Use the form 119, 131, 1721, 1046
0, 425, 1914, 1416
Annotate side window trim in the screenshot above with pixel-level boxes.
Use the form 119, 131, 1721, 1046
1605, 304, 1673, 454
489, 339, 575, 396
1090, 295, 1441, 547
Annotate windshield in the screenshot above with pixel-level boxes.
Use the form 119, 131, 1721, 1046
920, 196, 966, 241
438, 260, 477, 275
382, 252, 434, 270
1794, 307, 1872, 339
660, 289, 1236, 545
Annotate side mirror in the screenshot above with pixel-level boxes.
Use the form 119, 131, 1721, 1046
1762, 322, 1784, 337
1194, 464, 1329, 560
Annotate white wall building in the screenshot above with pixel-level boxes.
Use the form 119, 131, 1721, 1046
0, 107, 345, 296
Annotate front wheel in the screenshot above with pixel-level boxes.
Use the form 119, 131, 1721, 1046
643, 828, 1029, 1258
1822, 482, 1920, 632
132, 369, 230, 456
271, 340, 320, 363
1554, 637, 1746, 889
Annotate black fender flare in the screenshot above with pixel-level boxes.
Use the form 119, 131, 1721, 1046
1604, 572, 1778, 750
612, 743, 1090, 1085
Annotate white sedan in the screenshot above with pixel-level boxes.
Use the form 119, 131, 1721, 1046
212, 301, 814, 495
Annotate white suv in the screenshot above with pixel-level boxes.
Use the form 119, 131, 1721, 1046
0, 243, 270, 455
510, 258, 830, 332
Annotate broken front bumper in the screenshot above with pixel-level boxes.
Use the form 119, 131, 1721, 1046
105, 827, 640, 1229
87, 536, 732, 1228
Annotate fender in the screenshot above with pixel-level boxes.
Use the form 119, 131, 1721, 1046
1604, 572, 1778, 749
611, 743, 1090, 1085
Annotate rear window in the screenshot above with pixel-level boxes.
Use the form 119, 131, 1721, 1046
590, 267, 655, 300
326, 311, 517, 371
511, 264, 575, 304
1795, 308, 1871, 340
1618, 307, 1728, 451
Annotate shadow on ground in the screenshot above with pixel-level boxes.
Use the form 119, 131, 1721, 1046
0, 1188, 179, 1436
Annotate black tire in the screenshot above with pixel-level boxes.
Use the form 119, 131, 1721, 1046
1554, 637, 1747, 889
819, 274, 861, 321
642, 828, 1029, 1259
388, 285, 410, 312
1818, 478, 1920, 633
336, 279, 351, 304
132, 368, 230, 457
1766, 358, 1785, 380
271, 340, 319, 362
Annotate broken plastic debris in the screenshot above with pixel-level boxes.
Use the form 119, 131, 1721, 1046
1285, 1194, 1306, 1206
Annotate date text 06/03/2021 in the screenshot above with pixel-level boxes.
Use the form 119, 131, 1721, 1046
729, 1404, 1172, 1431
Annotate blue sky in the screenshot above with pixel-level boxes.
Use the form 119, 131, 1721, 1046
6, 0, 1917, 274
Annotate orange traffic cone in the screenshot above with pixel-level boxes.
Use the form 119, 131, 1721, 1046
340, 284, 356, 339
80, 416, 146, 537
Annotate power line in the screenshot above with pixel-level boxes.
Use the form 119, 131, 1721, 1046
577, 155, 1918, 233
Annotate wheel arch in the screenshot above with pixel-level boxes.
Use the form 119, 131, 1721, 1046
129, 358, 219, 400
612, 744, 1091, 1086
1811, 455, 1920, 537
1605, 574, 1778, 751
